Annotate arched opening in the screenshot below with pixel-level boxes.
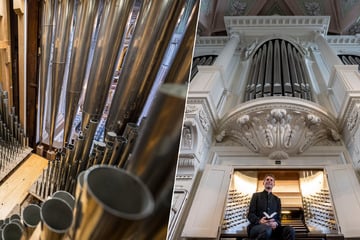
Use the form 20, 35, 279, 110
245, 39, 312, 101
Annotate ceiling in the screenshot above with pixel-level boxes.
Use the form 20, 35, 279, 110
197, 0, 360, 36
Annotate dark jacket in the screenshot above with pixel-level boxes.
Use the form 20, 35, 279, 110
247, 190, 281, 227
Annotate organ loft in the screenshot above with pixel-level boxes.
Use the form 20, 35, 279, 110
169, 15, 360, 240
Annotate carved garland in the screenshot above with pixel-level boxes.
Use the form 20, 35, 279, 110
216, 99, 340, 159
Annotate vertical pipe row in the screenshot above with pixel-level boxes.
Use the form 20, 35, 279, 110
246, 39, 312, 101
105, 0, 189, 136
80, 0, 135, 131
38, 0, 55, 144
48, 0, 75, 149
63, 0, 101, 145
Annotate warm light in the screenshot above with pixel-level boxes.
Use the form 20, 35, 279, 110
281, 210, 291, 214
300, 171, 324, 196
233, 172, 257, 195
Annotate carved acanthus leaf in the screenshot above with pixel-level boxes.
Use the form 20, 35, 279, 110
216, 99, 340, 158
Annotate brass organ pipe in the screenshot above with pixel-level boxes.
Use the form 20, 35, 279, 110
92, 141, 106, 165
70, 132, 85, 182
107, 135, 127, 166
48, 0, 74, 149
117, 123, 138, 168
73, 165, 154, 240
77, 119, 98, 173
100, 131, 116, 165
63, 0, 101, 145
22, 204, 41, 237
125, 0, 198, 196
60, 144, 74, 190
38, 0, 55, 143
105, 0, 188, 135
127, 2, 199, 238
80, 0, 134, 131
40, 198, 73, 240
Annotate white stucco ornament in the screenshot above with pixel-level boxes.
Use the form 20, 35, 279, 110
216, 97, 340, 159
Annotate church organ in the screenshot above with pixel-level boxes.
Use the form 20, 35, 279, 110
245, 39, 312, 101
220, 170, 340, 239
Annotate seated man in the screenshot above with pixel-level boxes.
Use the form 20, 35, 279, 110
247, 174, 295, 240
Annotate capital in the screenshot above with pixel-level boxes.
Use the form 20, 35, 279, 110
229, 32, 240, 41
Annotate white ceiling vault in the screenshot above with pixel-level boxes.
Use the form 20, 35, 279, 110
198, 0, 360, 36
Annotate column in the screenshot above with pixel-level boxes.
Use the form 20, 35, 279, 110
214, 32, 240, 69
314, 32, 342, 70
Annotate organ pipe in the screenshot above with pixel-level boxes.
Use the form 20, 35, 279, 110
273, 39, 282, 95
80, 0, 134, 131
249, 52, 261, 100
48, 0, 74, 149
126, 2, 199, 238
256, 45, 266, 98
63, 0, 101, 145
38, 0, 55, 144
126, 0, 198, 196
281, 40, 292, 96
264, 40, 273, 96
287, 43, 301, 97
105, 0, 189, 136
293, 49, 305, 98
246, 39, 312, 101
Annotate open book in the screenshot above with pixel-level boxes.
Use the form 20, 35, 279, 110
263, 211, 277, 219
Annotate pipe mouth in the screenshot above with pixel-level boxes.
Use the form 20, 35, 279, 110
84, 165, 154, 220
2, 222, 23, 240
22, 204, 41, 227
52, 191, 75, 210
40, 198, 73, 232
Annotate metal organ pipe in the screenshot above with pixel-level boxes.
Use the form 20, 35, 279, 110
281, 40, 292, 96
273, 39, 282, 96
264, 40, 273, 96
126, 2, 199, 238
48, 0, 74, 149
38, 0, 55, 144
73, 166, 154, 240
76, 119, 98, 175
80, 0, 134, 131
105, 0, 189, 136
256, 46, 266, 98
126, 0, 199, 196
63, 0, 101, 145
287, 43, 301, 97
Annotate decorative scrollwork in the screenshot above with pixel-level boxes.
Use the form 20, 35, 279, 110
216, 98, 340, 159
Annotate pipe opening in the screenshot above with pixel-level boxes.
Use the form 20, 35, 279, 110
23, 204, 41, 227
2, 222, 23, 240
85, 165, 154, 219
41, 198, 73, 231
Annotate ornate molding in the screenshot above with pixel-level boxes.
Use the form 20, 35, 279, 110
216, 98, 340, 159
327, 35, 360, 45
185, 97, 217, 132
224, 16, 330, 36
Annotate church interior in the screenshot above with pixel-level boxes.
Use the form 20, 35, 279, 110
0, 0, 360, 239
170, 1, 360, 240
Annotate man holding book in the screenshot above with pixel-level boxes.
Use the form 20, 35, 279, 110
247, 174, 295, 240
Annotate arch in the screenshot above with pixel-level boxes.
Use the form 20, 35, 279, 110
245, 38, 312, 101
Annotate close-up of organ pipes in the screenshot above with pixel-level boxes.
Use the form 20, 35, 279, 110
23, 0, 199, 239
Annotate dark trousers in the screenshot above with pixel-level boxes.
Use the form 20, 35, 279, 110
248, 224, 295, 240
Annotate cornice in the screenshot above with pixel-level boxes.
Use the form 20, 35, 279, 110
224, 16, 330, 37
326, 35, 360, 45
